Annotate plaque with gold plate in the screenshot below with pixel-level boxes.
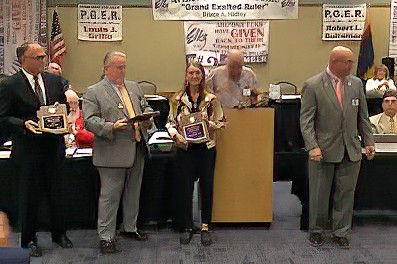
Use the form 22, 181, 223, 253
180, 112, 210, 143
37, 104, 68, 134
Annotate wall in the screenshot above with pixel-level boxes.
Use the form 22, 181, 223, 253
54, 6, 390, 93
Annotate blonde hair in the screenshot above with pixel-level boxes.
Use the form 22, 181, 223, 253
373, 64, 390, 80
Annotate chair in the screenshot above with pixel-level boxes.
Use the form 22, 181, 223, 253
138, 81, 157, 95
274, 81, 298, 95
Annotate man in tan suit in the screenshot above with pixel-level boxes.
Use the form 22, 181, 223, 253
83, 51, 152, 254
369, 90, 397, 134
300, 46, 375, 248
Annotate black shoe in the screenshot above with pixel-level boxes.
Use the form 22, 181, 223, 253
119, 230, 148, 241
25, 241, 43, 257
180, 230, 193, 245
332, 236, 350, 249
200, 230, 213, 246
191, 226, 201, 234
52, 234, 73, 248
100, 240, 121, 254
309, 233, 323, 246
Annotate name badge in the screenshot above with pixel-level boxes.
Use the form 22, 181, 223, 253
352, 99, 359, 106
118, 103, 124, 109
242, 88, 251, 97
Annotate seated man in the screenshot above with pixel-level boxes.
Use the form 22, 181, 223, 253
206, 49, 259, 108
65, 89, 94, 148
47, 62, 69, 91
369, 90, 397, 134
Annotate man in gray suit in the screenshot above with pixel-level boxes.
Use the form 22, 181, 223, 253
300, 46, 375, 248
83, 51, 152, 254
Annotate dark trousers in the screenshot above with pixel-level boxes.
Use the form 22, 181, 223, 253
14, 139, 66, 247
173, 144, 216, 230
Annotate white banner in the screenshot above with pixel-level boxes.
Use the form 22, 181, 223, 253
153, 0, 298, 21
184, 21, 269, 66
389, 0, 397, 67
1, 0, 47, 75
322, 4, 366, 41
78, 4, 122, 41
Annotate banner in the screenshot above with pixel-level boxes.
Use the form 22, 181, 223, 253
78, 4, 122, 41
0, 0, 47, 75
322, 4, 366, 41
389, 0, 397, 70
153, 0, 298, 21
184, 21, 269, 66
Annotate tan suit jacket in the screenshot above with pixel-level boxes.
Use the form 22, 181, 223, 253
83, 78, 152, 168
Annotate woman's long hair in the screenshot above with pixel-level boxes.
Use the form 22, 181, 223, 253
183, 61, 206, 98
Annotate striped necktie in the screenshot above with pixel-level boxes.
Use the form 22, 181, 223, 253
33, 75, 45, 105
390, 117, 396, 134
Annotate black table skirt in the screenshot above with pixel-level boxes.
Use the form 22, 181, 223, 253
0, 154, 175, 231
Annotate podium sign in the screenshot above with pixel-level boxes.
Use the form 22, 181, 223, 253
37, 104, 68, 134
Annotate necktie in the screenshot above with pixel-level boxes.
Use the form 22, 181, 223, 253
390, 117, 396, 134
335, 79, 343, 108
33, 75, 45, 105
117, 84, 141, 142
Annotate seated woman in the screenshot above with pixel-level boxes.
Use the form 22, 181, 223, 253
166, 61, 225, 246
366, 64, 396, 98
65, 89, 94, 148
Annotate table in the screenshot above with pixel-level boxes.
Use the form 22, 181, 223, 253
270, 99, 397, 230
0, 155, 175, 231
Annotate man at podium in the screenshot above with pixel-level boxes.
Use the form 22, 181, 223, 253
206, 49, 258, 108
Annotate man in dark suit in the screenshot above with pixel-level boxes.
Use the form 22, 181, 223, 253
0, 43, 73, 257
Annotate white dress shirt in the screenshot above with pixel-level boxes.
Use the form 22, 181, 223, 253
21, 68, 47, 104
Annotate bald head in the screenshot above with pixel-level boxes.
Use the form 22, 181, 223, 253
19, 43, 47, 76
65, 89, 79, 112
226, 49, 244, 81
329, 46, 354, 79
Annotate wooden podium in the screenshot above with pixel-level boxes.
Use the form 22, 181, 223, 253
212, 108, 274, 222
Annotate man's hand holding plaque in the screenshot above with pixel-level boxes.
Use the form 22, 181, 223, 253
36, 103, 69, 134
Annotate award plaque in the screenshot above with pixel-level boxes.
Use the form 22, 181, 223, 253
180, 112, 210, 143
37, 104, 68, 134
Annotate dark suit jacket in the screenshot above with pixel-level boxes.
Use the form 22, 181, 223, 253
0, 70, 67, 156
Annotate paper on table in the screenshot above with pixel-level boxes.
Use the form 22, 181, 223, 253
0, 151, 11, 159
65, 147, 77, 156
73, 148, 93, 158
281, 94, 301, 100
144, 94, 167, 101
3, 141, 12, 147
148, 131, 174, 145
375, 143, 397, 153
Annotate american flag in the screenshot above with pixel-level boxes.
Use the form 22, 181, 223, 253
50, 10, 66, 66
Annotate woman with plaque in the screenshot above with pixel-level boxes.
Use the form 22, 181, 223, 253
166, 61, 225, 246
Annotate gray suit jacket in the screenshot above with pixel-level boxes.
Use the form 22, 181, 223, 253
300, 71, 374, 162
83, 78, 152, 168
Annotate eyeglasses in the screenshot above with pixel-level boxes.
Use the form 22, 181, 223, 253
25, 55, 47, 61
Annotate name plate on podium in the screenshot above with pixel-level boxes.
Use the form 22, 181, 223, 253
181, 113, 210, 143
37, 104, 68, 134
